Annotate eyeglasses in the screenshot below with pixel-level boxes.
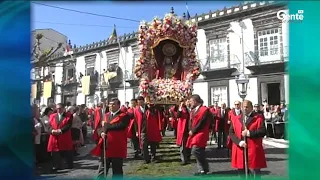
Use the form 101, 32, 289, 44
234, 104, 240, 106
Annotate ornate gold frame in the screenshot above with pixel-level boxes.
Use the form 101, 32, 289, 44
150, 37, 189, 49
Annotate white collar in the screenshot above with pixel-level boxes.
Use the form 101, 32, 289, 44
194, 105, 201, 112
111, 108, 121, 116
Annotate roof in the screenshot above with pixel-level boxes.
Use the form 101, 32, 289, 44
46, 1, 283, 62
32, 28, 68, 38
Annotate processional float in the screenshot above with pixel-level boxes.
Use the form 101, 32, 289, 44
134, 8, 201, 105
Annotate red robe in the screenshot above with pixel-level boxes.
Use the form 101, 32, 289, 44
92, 107, 103, 141
176, 107, 189, 146
47, 112, 73, 152
226, 109, 242, 149
186, 106, 210, 148
127, 107, 135, 139
169, 106, 178, 129
134, 106, 162, 148
91, 112, 128, 158
211, 107, 221, 132
230, 112, 267, 169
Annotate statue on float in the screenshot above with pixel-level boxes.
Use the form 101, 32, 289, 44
134, 7, 201, 104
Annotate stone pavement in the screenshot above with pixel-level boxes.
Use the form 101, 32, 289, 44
37, 131, 288, 179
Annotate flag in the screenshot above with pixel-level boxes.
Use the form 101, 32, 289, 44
186, 2, 191, 20
63, 40, 73, 57
108, 24, 118, 41
43, 81, 52, 99
31, 83, 37, 99
82, 76, 91, 95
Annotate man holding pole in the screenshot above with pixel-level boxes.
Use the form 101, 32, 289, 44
91, 98, 130, 179
229, 100, 267, 179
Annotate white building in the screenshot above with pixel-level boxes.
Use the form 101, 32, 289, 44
31, 1, 288, 107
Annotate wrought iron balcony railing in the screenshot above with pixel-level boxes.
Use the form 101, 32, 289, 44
244, 46, 289, 66
202, 54, 241, 71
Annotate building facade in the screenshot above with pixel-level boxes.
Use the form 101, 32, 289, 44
31, 1, 289, 108
31, 29, 68, 105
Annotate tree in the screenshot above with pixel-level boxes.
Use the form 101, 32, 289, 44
31, 33, 63, 69
31, 33, 63, 79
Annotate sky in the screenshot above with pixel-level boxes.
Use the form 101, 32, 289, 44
32, 1, 240, 46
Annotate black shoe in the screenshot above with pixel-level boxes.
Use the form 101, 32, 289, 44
51, 167, 61, 172
144, 160, 151, 164
194, 171, 208, 176
180, 162, 188, 166
134, 154, 142, 159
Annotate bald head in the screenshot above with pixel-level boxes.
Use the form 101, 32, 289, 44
243, 100, 253, 115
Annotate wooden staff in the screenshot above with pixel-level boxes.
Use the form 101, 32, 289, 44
242, 112, 249, 179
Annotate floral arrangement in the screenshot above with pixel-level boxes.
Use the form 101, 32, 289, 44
134, 11, 201, 104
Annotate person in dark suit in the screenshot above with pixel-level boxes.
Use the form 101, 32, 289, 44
216, 103, 231, 149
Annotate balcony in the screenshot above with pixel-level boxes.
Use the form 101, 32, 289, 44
125, 71, 139, 87
61, 77, 78, 88
245, 46, 288, 75
200, 54, 240, 79
244, 46, 288, 66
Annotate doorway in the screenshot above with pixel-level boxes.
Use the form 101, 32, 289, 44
267, 83, 280, 105
63, 95, 75, 105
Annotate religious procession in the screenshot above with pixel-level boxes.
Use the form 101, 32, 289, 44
32, 5, 288, 180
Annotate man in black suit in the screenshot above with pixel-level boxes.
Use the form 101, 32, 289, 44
217, 103, 230, 149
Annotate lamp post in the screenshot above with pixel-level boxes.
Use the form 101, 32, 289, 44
235, 72, 250, 179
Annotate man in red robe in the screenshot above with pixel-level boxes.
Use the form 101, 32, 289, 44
127, 98, 141, 158
131, 96, 162, 164
176, 100, 191, 165
229, 100, 267, 179
209, 104, 218, 143
92, 103, 103, 143
216, 103, 231, 149
186, 94, 211, 175
226, 101, 242, 149
169, 105, 178, 138
92, 98, 130, 179
47, 103, 74, 171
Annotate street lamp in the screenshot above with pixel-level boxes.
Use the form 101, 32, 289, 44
235, 72, 249, 100
235, 72, 250, 179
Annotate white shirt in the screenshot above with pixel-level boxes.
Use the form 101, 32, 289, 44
235, 109, 241, 115
34, 118, 42, 145
193, 105, 201, 113
110, 108, 121, 117
140, 106, 145, 113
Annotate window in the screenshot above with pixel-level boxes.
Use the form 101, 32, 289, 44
258, 28, 279, 57
85, 54, 96, 76
65, 68, 74, 81
210, 86, 228, 106
86, 66, 95, 76
208, 38, 228, 68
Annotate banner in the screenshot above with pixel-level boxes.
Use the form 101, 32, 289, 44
43, 81, 52, 99
82, 76, 91, 95
103, 71, 117, 83
31, 83, 37, 99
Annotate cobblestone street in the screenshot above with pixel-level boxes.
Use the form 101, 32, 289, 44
36, 131, 288, 179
